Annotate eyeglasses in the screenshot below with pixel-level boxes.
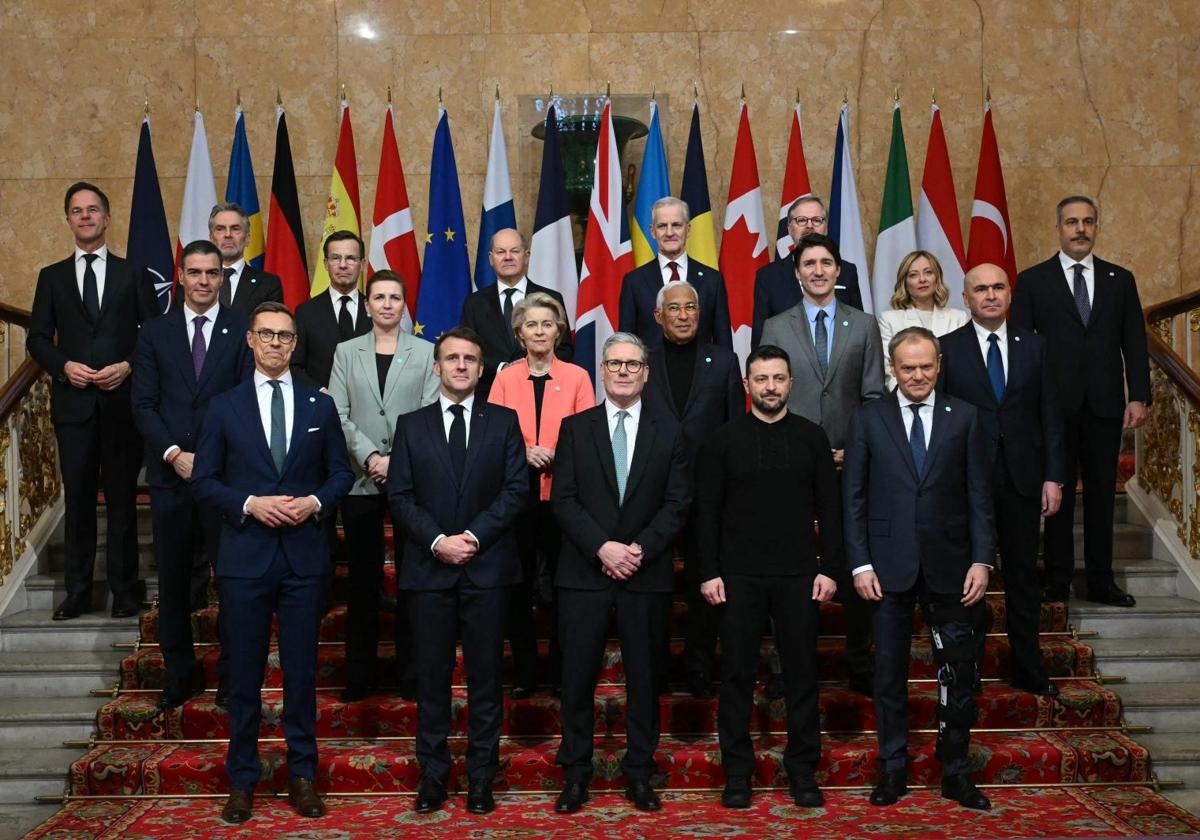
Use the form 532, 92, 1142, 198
253, 329, 297, 345
788, 216, 826, 227
663, 302, 698, 314
326, 255, 361, 264
602, 359, 646, 373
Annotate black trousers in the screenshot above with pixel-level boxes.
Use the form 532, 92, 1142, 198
409, 580, 509, 783
557, 585, 669, 783
719, 574, 821, 782
1043, 406, 1123, 594
682, 511, 719, 681
510, 499, 560, 689
55, 405, 142, 600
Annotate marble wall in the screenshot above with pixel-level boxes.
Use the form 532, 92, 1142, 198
1, 0, 1196, 309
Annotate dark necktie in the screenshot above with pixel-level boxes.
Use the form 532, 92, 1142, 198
191, 315, 208, 380
666, 260, 680, 283
81, 253, 100, 321
268, 380, 287, 474
909, 403, 927, 477
338, 295, 355, 340
502, 288, 517, 351
448, 404, 466, 481
814, 310, 829, 380
219, 267, 235, 308
1072, 263, 1091, 325
986, 333, 1005, 403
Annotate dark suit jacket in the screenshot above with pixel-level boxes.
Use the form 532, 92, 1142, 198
131, 306, 253, 488
643, 343, 743, 463
752, 257, 863, 348
191, 378, 353, 578
1010, 254, 1151, 418
172, 264, 284, 316
292, 289, 372, 389
551, 403, 691, 593
618, 259, 732, 351
386, 399, 527, 591
459, 279, 574, 380
842, 392, 994, 595
937, 322, 1065, 498
27, 252, 159, 424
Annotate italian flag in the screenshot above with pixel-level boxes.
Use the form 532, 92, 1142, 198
871, 101, 916, 315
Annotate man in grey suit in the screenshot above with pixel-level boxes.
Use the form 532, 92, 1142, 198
761, 232, 885, 695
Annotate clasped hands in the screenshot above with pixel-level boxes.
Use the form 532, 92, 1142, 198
435, 533, 478, 566
598, 541, 643, 580
63, 360, 130, 391
247, 495, 320, 528
526, 445, 555, 470
364, 453, 390, 484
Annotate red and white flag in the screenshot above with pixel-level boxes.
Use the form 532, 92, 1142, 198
916, 103, 967, 307
368, 103, 421, 331
966, 100, 1018, 284
720, 102, 770, 369
175, 110, 217, 286
776, 103, 812, 258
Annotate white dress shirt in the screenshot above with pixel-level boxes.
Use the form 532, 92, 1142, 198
162, 301, 221, 461
972, 320, 1008, 384
74, 245, 108, 305
495, 277, 529, 314
225, 258, 246, 301
330, 288, 361, 328
242, 369, 321, 517
605, 398, 642, 474
658, 252, 689, 285
431, 393, 478, 552
1057, 251, 1094, 307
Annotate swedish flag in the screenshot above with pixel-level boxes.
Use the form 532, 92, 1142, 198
226, 106, 264, 269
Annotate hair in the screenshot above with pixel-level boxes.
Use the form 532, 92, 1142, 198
890, 250, 949, 309
650, 196, 690, 225
208, 202, 248, 234
180, 239, 221, 263
791, 232, 842, 269
489, 228, 527, 250
887, 326, 940, 361
249, 300, 296, 330
434, 325, 484, 361
323, 229, 365, 259
511, 292, 567, 341
1056, 195, 1098, 223
602, 331, 649, 365
745, 344, 792, 377
64, 182, 110, 215
365, 269, 406, 299
786, 194, 826, 220
654, 279, 699, 311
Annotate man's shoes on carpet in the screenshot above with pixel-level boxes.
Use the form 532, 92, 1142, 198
1013, 678, 1060, 698
510, 684, 534, 700
340, 682, 369, 703
110, 596, 141, 618
1087, 586, 1136, 608
413, 776, 447, 813
764, 672, 785, 700
555, 780, 588, 813
466, 778, 496, 814
157, 669, 205, 710
721, 777, 752, 809
213, 683, 229, 709
624, 778, 661, 812
686, 670, 715, 700
221, 789, 253, 824
790, 779, 824, 808
869, 770, 908, 806
941, 774, 991, 810
287, 777, 325, 818
848, 673, 874, 698
1041, 584, 1071, 603
52, 594, 89, 621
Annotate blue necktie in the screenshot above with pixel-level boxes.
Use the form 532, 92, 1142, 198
1072, 263, 1091, 325
909, 403, 927, 477
986, 333, 1005, 404
612, 410, 629, 504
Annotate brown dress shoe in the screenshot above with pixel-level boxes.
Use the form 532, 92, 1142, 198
221, 789, 253, 824
288, 777, 326, 818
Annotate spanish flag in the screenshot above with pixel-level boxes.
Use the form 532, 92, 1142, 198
311, 98, 361, 296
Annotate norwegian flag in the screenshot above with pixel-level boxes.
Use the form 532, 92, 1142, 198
368, 103, 421, 330
575, 101, 634, 400
776, 103, 813, 258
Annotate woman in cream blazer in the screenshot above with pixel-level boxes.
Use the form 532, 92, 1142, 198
877, 250, 969, 390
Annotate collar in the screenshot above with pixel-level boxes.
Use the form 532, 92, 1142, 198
253, 369, 293, 388
657, 251, 688, 273
75, 244, 108, 262
439, 393, 475, 414
331, 286, 359, 303
972, 319, 1007, 344
225, 257, 247, 276
605, 398, 642, 423
802, 296, 837, 323
897, 388, 936, 409
183, 301, 220, 324
496, 276, 528, 296
1057, 251, 1095, 273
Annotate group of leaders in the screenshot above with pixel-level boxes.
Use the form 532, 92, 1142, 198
29, 182, 1149, 824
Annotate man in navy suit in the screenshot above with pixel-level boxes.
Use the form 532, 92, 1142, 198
843, 327, 994, 811
619, 197, 732, 351
192, 301, 353, 824
938, 263, 1065, 697
132, 240, 253, 710
386, 326, 527, 816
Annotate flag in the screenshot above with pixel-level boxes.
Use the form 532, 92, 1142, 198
528, 102, 577, 321
630, 99, 670, 267
414, 106, 471, 342
225, 105, 264, 270
576, 101, 634, 398
680, 100, 717, 267
312, 99, 361, 296
175, 110, 218, 291
966, 99, 1018, 284
776, 103, 813, 258
828, 102, 873, 313
264, 104, 309, 310
719, 101, 770, 370
474, 99, 517, 290
917, 102, 967, 308
127, 116, 174, 313
871, 101, 917, 315
368, 103, 421, 329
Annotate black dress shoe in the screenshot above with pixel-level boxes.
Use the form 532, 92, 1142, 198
510, 685, 533, 700
941, 774, 991, 810
625, 778, 661, 812
764, 673, 785, 700
555, 780, 588, 813
721, 778, 752, 808
685, 671, 715, 700
1041, 585, 1071, 603
111, 597, 141, 618
848, 674, 875, 698
790, 781, 824, 808
413, 777, 447, 813
339, 683, 369, 703
1087, 587, 1136, 608
287, 777, 326, 818
214, 684, 229, 709
1013, 678, 1060, 698
158, 669, 206, 710
869, 770, 908, 806
221, 789, 253, 824
397, 679, 417, 701
466, 778, 496, 814
52, 594, 89, 621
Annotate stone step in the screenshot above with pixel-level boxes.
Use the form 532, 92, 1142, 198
1109, 682, 1200, 733
1072, 557, 1178, 597
0, 804, 62, 838
1134, 733, 1200, 788
0, 696, 100, 747
0, 609, 140, 653
23, 574, 161, 612
1087, 637, 1200, 682
0, 746, 73, 804
1068, 596, 1200, 638
0, 650, 125, 697
1163, 788, 1200, 818
44, 534, 156, 575
1064, 522, 1153, 561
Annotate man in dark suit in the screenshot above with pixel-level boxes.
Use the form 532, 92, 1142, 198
192, 302, 353, 824
551, 332, 691, 814
28, 181, 159, 620
132, 239, 253, 709
938, 263, 1065, 697
844, 326, 994, 811
386, 326, 527, 816
619, 197, 732, 351
642, 280, 743, 698
292, 230, 372, 390
460, 228, 572, 397
210, 203, 284, 314
1010, 195, 1150, 608
752, 196, 864, 349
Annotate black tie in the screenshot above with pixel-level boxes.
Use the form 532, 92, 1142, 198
448, 404, 466, 481
81, 254, 100, 321
502, 288, 517, 351
268, 380, 287, 475
814, 310, 829, 380
1072, 263, 1091, 325
338, 295, 355, 340
219, 267, 235, 308
909, 403, 927, 477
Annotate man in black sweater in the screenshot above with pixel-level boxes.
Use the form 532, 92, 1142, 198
696, 344, 841, 810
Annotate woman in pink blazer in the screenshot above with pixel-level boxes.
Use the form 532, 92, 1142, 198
488, 292, 593, 697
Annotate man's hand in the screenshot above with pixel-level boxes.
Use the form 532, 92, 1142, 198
597, 541, 641, 580
853, 569, 883, 601
247, 495, 297, 528
365, 453, 389, 484
812, 573, 837, 602
171, 452, 195, 482
831, 449, 845, 467
1124, 400, 1148, 430
1041, 481, 1062, 516
700, 577, 726, 605
282, 496, 320, 524
962, 564, 990, 606
526, 445, 555, 470
63, 361, 96, 389
435, 534, 477, 565
93, 361, 131, 391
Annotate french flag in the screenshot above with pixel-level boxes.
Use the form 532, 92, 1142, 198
528, 101, 577, 323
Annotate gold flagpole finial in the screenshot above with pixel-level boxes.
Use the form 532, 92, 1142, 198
194, 97, 200, 114
438, 86, 443, 104
693, 82, 698, 100
606, 80, 611, 97
495, 84, 500, 101
236, 88, 241, 107
549, 84, 554, 99
651, 88, 656, 102
985, 84, 991, 104
842, 87, 848, 105
143, 96, 150, 117
931, 87, 937, 105
740, 82, 745, 100
387, 85, 392, 105
795, 87, 800, 105
894, 86, 900, 103
340, 83, 347, 103
276, 88, 282, 106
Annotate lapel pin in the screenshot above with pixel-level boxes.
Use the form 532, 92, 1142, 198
554, 385, 561, 392
1013, 335, 1020, 342
705, 356, 712, 363
1109, 271, 1115, 276
221, 328, 228, 334
251, 278, 257, 284
309, 396, 316, 403
842, 320, 849, 327
944, 405, 952, 412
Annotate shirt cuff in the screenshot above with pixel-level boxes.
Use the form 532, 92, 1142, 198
308, 495, 321, 515
464, 530, 479, 548
851, 564, 874, 577
163, 445, 181, 463
242, 495, 253, 517
431, 533, 446, 553
971, 561, 994, 570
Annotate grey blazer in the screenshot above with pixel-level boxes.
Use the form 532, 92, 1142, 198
761, 300, 886, 449
328, 330, 440, 495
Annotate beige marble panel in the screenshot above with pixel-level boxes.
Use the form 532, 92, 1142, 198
0, 3, 93, 38
1096, 165, 1189, 305
1180, 167, 1200, 301
193, 0, 335, 38
491, 0, 589, 33
93, 0, 197, 39
975, 0, 1079, 28
1180, 32, 1200, 165
336, 0, 491, 36
1079, 0, 1183, 29
689, 0, 882, 33
881, 0, 982, 31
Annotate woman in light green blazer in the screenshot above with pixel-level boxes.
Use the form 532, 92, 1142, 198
328, 270, 440, 702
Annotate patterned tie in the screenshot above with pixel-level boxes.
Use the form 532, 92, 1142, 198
448, 404, 466, 481
219, 267, 235, 308
909, 403, 927, 477
986, 333, 1005, 404
191, 315, 208, 380
338, 295, 355, 340
814, 310, 829, 380
1072, 263, 1091, 325
502, 288, 517, 351
612, 410, 629, 504
268, 381, 287, 474
667, 261, 680, 283
81, 253, 100, 321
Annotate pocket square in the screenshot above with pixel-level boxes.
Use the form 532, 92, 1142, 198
307, 427, 320, 432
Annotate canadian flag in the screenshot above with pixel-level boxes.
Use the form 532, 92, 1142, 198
368, 104, 421, 329
776, 103, 812, 258
720, 102, 770, 370
966, 99, 1018, 284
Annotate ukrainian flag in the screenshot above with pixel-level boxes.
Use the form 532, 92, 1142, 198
226, 106, 264, 269
630, 100, 669, 267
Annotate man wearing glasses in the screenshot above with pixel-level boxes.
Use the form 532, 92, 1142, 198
751, 196, 865, 349
293, 231, 372, 389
